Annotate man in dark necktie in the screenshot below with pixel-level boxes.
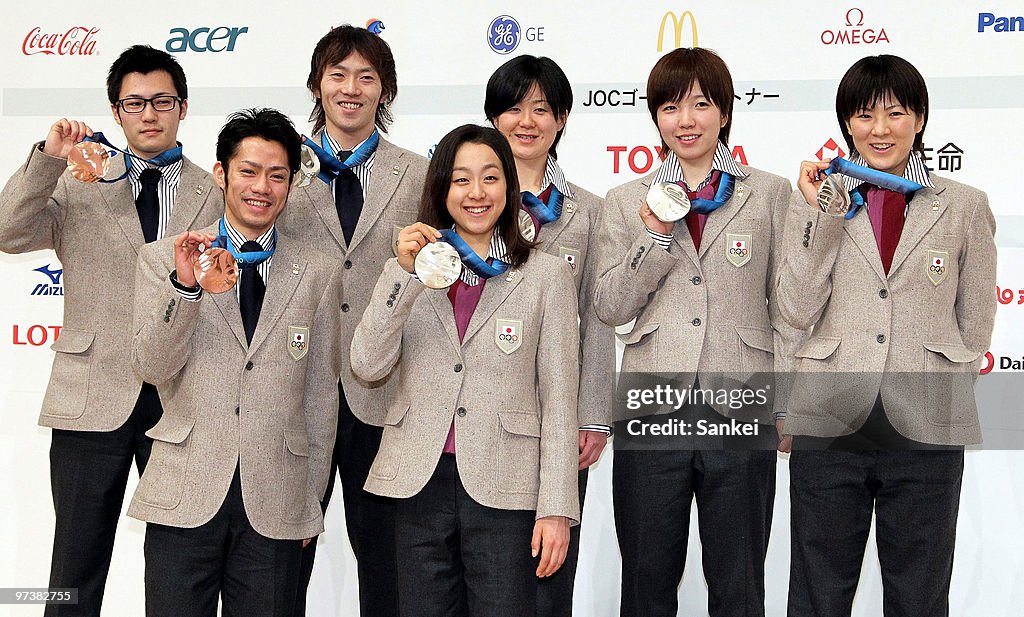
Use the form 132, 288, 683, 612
280, 25, 430, 617
130, 108, 344, 617
0, 45, 221, 617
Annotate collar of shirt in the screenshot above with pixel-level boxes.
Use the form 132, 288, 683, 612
322, 131, 377, 173
222, 218, 276, 255
535, 155, 574, 199
126, 147, 183, 186
460, 228, 509, 287
843, 151, 934, 192
652, 141, 747, 190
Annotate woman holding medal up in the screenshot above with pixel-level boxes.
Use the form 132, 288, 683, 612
484, 54, 615, 617
349, 124, 581, 617
592, 47, 804, 617
778, 55, 997, 616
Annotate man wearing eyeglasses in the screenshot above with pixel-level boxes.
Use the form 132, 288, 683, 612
0, 44, 221, 617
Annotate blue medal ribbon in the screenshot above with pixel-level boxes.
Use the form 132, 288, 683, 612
301, 129, 380, 184
823, 157, 924, 220
674, 171, 736, 214
81, 132, 183, 182
520, 184, 563, 226
439, 228, 509, 279
211, 219, 275, 266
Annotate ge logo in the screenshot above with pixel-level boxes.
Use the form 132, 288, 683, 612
488, 15, 520, 54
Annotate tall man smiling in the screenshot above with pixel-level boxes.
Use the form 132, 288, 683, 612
281, 25, 429, 617
0, 45, 220, 617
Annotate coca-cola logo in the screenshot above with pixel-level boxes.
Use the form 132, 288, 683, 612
22, 26, 99, 56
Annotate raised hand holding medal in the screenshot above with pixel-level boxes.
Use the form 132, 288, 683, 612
173, 230, 219, 290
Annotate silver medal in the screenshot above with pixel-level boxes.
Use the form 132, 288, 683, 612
414, 241, 462, 289
646, 182, 691, 222
295, 144, 320, 188
816, 174, 852, 217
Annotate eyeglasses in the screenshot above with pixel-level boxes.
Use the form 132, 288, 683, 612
116, 96, 182, 114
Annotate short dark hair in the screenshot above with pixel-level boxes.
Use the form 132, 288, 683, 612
306, 25, 397, 135
106, 45, 187, 105
484, 55, 573, 159
418, 124, 533, 268
216, 108, 302, 175
836, 54, 929, 154
646, 47, 734, 150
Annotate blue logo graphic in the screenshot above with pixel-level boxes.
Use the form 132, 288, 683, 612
165, 27, 248, 53
31, 264, 64, 296
427, 144, 437, 160
978, 13, 1024, 32
366, 19, 385, 35
488, 15, 521, 54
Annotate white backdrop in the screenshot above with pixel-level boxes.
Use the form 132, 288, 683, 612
2, 1, 1024, 615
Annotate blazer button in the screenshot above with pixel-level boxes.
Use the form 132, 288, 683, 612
344, 260, 353, 269
163, 316, 170, 323
386, 300, 394, 307
692, 318, 702, 327
454, 363, 463, 373
802, 240, 809, 248
876, 334, 886, 344
245, 361, 254, 370
456, 406, 467, 417
691, 276, 702, 285
341, 303, 350, 312
805, 221, 812, 229
234, 406, 240, 415
393, 283, 401, 291
879, 289, 889, 299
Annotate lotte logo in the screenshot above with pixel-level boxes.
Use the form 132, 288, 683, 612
23, 26, 99, 56
12, 325, 62, 346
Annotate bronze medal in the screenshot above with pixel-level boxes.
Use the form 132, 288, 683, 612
67, 141, 110, 183
295, 144, 320, 188
191, 246, 238, 294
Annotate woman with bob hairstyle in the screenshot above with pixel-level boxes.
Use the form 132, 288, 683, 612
593, 47, 803, 617
485, 54, 614, 617
350, 123, 581, 617
778, 54, 996, 616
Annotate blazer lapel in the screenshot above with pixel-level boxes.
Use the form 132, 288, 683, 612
348, 139, 405, 252
697, 179, 748, 259
166, 158, 214, 234
461, 269, 524, 346
843, 205, 888, 282
888, 186, 947, 276
302, 179, 347, 253
247, 238, 303, 354
425, 290, 463, 353
97, 156, 144, 251
534, 195, 577, 248
210, 286, 247, 350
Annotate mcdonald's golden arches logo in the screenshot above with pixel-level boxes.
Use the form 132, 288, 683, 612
657, 10, 698, 51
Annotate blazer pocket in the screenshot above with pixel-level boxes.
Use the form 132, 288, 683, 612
45, 328, 96, 419
617, 322, 659, 373
368, 401, 410, 481
137, 415, 197, 510
795, 336, 841, 367
735, 326, 774, 374
281, 429, 314, 524
923, 341, 980, 370
496, 411, 541, 496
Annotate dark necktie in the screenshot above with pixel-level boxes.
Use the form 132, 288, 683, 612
136, 168, 162, 243
682, 173, 720, 251
865, 185, 907, 275
239, 240, 266, 345
334, 151, 363, 245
